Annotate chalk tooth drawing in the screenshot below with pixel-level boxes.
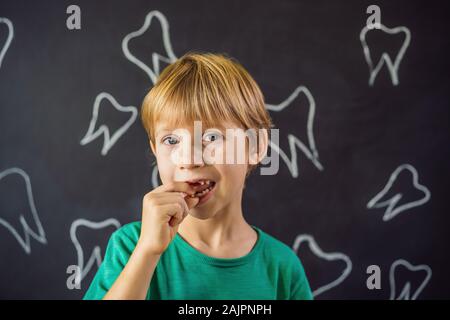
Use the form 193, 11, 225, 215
266, 86, 324, 178
360, 23, 411, 86
122, 10, 178, 85
83, 10, 175, 156
367, 164, 430, 222
70, 218, 121, 287
0, 168, 47, 254
0, 17, 13, 69
293, 234, 352, 298
389, 259, 432, 300
80, 92, 138, 156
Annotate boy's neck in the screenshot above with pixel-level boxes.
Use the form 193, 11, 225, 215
177, 201, 254, 250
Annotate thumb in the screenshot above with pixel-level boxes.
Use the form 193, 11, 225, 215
184, 196, 200, 210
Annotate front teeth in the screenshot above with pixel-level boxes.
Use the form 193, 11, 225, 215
189, 180, 215, 198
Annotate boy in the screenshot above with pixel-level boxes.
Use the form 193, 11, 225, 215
83, 52, 313, 300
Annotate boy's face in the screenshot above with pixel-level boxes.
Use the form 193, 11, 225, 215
151, 120, 259, 219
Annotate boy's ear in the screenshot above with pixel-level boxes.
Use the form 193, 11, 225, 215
249, 129, 269, 165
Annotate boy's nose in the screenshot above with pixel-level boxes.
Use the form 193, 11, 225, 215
175, 143, 205, 169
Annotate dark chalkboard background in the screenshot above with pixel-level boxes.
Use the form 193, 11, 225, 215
0, 0, 449, 299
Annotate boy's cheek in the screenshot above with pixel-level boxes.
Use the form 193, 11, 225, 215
154, 161, 174, 182
203, 145, 225, 165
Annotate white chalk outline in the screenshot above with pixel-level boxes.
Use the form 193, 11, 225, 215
293, 234, 352, 297
360, 23, 411, 86
389, 259, 432, 300
122, 10, 178, 85
266, 86, 324, 178
70, 218, 121, 287
0, 17, 13, 69
367, 164, 431, 222
80, 92, 138, 156
122, 11, 324, 178
0, 167, 47, 254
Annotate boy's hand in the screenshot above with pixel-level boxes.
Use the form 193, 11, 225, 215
138, 182, 205, 255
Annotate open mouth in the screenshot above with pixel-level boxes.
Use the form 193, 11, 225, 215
186, 179, 217, 198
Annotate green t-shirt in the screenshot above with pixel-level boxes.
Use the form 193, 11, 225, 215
83, 221, 313, 300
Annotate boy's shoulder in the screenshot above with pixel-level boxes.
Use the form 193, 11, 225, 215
256, 226, 303, 267
111, 220, 142, 243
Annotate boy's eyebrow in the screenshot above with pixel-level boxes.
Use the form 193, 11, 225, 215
156, 128, 169, 135
155, 123, 229, 137
155, 126, 174, 136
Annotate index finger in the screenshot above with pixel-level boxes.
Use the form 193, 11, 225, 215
152, 181, 197, 195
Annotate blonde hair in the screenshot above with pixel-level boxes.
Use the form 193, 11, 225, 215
140, 51, 273, 176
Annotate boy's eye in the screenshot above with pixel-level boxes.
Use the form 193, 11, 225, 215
203, 132, 223, 143
162, 135, 179, 145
